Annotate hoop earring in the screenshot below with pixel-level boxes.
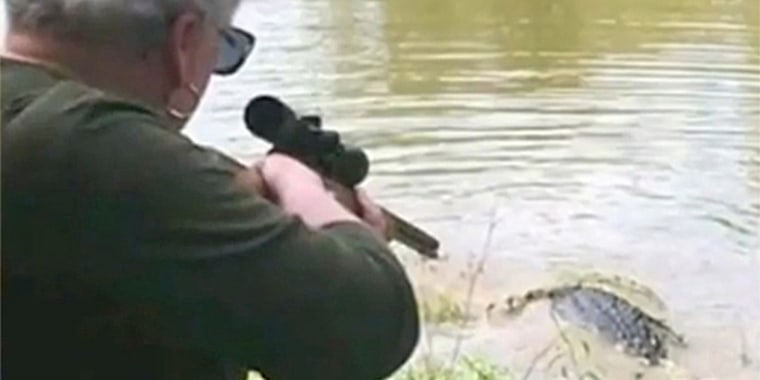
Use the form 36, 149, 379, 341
166, 83, 201, 120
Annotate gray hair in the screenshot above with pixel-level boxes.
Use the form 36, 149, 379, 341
5, 0, 242, 52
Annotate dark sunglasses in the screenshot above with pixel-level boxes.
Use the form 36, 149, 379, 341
214, 26, 255, 75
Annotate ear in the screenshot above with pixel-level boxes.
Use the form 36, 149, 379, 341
164, 12, 205, 90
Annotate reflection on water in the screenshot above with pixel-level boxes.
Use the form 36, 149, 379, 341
186, 0, 759, 376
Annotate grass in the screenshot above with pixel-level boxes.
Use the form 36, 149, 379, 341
390, 208, 515, 380
418, 290, 472, 325
248, 356, 513, 380
390, 356, 514, 380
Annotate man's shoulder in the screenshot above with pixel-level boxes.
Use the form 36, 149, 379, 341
2, 59, 162, 131
52, 80, 166, 134
1, 60, 229, 187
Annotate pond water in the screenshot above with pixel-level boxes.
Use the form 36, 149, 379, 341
3, 0, 758, 378
184, 0, 759, 377
188, 0, 760, 378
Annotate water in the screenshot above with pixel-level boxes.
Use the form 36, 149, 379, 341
3, 0, 758, 377
186, 0, 759, 376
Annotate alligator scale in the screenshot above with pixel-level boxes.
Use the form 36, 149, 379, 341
487, 272, 688, 368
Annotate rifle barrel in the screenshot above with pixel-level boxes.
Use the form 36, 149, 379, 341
382, 208, 439, 259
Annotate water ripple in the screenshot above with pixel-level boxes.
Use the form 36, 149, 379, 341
186, 2, 760, 364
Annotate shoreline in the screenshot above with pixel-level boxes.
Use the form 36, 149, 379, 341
394, 247, 760, 380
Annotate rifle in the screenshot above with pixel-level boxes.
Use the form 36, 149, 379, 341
243, 95, 440, 259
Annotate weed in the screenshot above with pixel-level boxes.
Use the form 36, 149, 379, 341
390, 356, 513, 380
419, 291, 472, 325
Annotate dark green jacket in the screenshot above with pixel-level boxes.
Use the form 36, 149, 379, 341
1, 58, 420, 380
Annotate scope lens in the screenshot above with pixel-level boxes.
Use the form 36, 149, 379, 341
331, 146, 369, 187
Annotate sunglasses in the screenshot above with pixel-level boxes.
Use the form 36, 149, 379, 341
214, 26, 255, 75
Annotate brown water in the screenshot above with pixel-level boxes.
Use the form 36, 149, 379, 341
184, 0, 759, 378
3, 0, 758, 378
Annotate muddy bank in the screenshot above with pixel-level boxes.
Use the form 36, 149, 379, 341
396, 249, 760, 380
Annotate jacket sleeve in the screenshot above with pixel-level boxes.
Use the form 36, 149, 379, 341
72, 111, 420, 379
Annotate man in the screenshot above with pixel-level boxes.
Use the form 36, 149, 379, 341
1, 1, 420, 379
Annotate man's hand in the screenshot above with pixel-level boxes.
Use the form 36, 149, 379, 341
354, 188, 393, 242
235, 154, 390, 240
234, 162, 269, 197
235, 154, 393, 240
234, 153, 321, 200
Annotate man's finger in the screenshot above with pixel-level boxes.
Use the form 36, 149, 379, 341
235, 164, 271, 200
355, 189, 392, 241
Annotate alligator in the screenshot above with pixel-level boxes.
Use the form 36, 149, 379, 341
487, 273, 688, 367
